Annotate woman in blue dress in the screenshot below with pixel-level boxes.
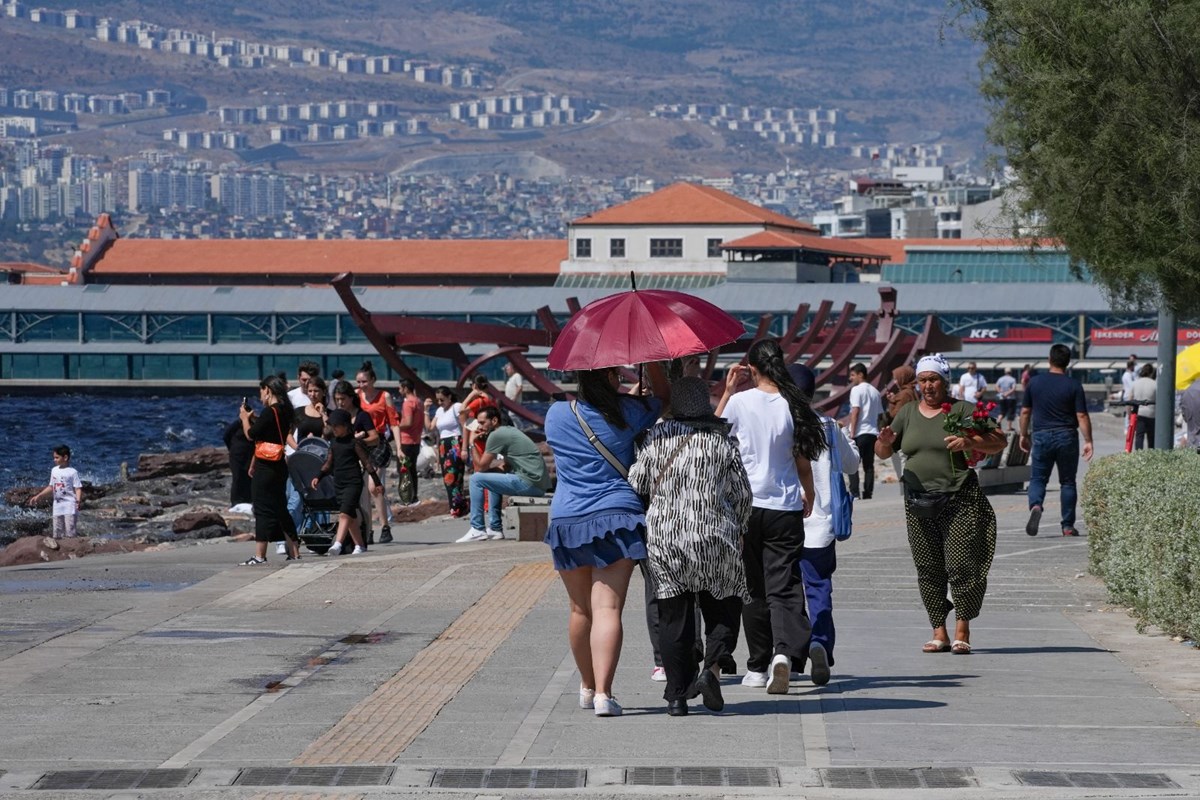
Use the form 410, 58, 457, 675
544, 365, 667, 717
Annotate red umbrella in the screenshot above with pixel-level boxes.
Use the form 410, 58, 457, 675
547, 289, 745, 371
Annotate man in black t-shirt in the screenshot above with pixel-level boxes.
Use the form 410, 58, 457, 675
1019, 344, 1093, 537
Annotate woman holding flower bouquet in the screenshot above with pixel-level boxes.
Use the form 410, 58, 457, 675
875, 354, 1007, 655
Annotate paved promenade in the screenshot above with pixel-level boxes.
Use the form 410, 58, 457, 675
2, 415, 1199, 798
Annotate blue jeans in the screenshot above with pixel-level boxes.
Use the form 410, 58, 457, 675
285, 478, 303, 532
799, 543, 836, 665
469, 471, 544, 532
1027, 428, 1080, 529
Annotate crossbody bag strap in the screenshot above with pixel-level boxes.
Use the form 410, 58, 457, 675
272, 406, 284, 443
571, 399, 628, 479
649, 431, 696, 498
826, 419, 842, 473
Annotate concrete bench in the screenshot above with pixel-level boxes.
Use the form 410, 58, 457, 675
502, 495, 552, 542
976, 436, 1031, 494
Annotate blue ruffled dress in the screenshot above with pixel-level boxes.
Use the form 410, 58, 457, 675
543, 396, 661, 571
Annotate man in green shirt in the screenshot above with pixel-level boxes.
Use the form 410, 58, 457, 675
458, 407, 550, 542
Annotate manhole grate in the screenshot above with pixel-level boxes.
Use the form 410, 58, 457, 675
1015, 771, 1179, 789
35, 769, 197, 790
823, 767, 975, 789
626, 767, 779, 787
234, 766, 394, 786
431, 768, 585, 789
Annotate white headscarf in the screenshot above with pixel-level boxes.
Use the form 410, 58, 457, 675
915, 353, 951, 382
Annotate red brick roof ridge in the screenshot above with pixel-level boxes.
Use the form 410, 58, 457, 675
572, 181, 818, 231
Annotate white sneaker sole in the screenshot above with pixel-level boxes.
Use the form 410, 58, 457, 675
767, 661, 790, 694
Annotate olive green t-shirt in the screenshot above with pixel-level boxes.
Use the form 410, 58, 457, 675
891, 400, 974, 493
484, 426, 551, 490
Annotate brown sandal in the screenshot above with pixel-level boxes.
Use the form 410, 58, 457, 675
923, 639, 950, 653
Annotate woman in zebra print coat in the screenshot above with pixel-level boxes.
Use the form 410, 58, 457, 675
629, 376, 752, 716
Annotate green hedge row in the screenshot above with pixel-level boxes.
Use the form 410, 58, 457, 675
1081, 450, 1200, 639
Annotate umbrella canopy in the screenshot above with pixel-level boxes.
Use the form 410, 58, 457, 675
1177, 342, 1200, 390
547, 289, 745, 371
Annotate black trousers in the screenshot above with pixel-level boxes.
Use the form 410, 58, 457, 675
848, 433, 878, 498
1134, 416, 1154, 450
400, 443, 420, 502
741, 507, 811, 672
658, 591, 743, 701
641, 559, 702, 669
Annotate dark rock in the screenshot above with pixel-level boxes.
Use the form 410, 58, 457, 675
132, 447, 229, 481
120, 504, 163, 520
172, 511, 228, 535
159, 498, 188, 508
175, 525, 229, 540
8, 518, 49, 538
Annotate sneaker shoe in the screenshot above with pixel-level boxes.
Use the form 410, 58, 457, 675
593, 694, 622, 717
809, 643, 831, 686
456, 528, 488, 543
486, 529, 505, 540
579, 686, 595, 709
240, 556, 267, 566
741, 670, 768, 688
650, 666, 667, 682
767, 654, 790, 694
275, 542, 287, 555
351, 545, 366, 555
1026, 505, 1043, 536
378, 525, 393, 544
285, 554, 301, 562
1062, 527, 1080, 537
326, 542, 343, 556
689, 668, 724, 712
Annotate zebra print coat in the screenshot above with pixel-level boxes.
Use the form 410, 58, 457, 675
628, 419, 751, 601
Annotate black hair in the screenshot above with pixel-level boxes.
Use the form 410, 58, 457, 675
577, 368, 645, 429
260, 374, 295, 418
358, 360, 377, 382
399, 378, 415, 392
275, 370, 288, 382
849, 362, 868, 378
435, 385, 457, 403
1139, 363, 1157, 379
298, 360, 320, 378
473, 374, 490, 389
53, 444, 71, 458
332, 379, 362, 410
477, 406, 505, 424
307, 375, 327, 396
747, 339, 826, 461
1048, 343, 1072, 369
331, 368, 345, 380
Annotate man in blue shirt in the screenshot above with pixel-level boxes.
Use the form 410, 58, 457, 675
1019, 344, 1093, 537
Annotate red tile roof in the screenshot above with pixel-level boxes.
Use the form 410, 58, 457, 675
572, 182, 819, 232
88, 239, 568, 277
720, 230, 887, 261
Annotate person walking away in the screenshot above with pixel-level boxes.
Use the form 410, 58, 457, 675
959, 362, 987, 404
1020, 344, 1094, 536
459, 407, 550, 542
1130, 364, 1157, 450
996, 368, 1018, 432
397, 379, 424, 506
543, 364, 668, 717
27, 444, 83, 538
356, 361, 401, 543
875, 353, 1007, 654
845, 363, 883, 500
240, 375, 299, 564
716, 339, 825, 695
425, 387, 468, 517
789, 365, 860, 686
882, 364, 918, 483
223, 418, 254, 512
629, 376, 751, 716
1181, 378, 1200, 452
315, 409, 383, 556
1121, 360, 1138, 401
504, 362, 525, 401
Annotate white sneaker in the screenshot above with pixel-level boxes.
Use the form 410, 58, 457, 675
326, 542, 342, 556
351, 545, 366, 555
456, 528, 488, 543
650, 666, 667, 682
593, 694, 622, 717
741, 670, 768, 688
767, 653, 790, 694
809, 643, 831, 686
579, 686, 595, 709
485, 529, 505, 540
276, 542, 287, 555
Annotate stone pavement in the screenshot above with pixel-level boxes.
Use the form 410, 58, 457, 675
1, 415, 1199, 798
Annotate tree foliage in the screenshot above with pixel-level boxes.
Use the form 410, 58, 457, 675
956, 0, 1200, 315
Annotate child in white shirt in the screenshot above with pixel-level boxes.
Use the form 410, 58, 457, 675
29, 444, 83, 538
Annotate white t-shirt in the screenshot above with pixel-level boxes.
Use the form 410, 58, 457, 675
434, 402, 463, 439
848, 382, 883, 436
723, 388, 804, 511
50, 465, 82, 516
803, 417, 862, 549
959, 372, 986, 403
504, 372, 524, 401
1121, 370, 1137, 401
287, 386, 309, 409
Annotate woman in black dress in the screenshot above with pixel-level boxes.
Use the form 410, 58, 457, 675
240, 374, 298, 564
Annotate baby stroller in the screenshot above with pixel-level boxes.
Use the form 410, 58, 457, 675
288, 436, 339, 555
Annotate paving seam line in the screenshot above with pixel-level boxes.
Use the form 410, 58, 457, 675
159, 562, 466, 768
495, 648, 578, 766
294, 561, 557, 766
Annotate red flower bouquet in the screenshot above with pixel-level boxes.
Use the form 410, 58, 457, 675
941, 401, 999, 467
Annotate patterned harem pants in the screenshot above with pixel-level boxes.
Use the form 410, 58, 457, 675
904, 471, 996, 628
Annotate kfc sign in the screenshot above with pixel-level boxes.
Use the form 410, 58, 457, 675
961, 326, 1053, 343
1092, 328, 1200, 346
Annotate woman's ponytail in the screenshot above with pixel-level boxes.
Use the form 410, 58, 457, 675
746, 339, 826, 461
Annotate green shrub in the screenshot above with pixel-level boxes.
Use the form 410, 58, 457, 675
1081, 449, 1200, 639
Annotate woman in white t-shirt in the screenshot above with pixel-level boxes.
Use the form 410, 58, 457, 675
424, 386, 467, 517
716, 339, 827, 695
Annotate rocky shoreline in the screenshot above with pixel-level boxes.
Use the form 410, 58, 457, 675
1, 446, 452, 567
